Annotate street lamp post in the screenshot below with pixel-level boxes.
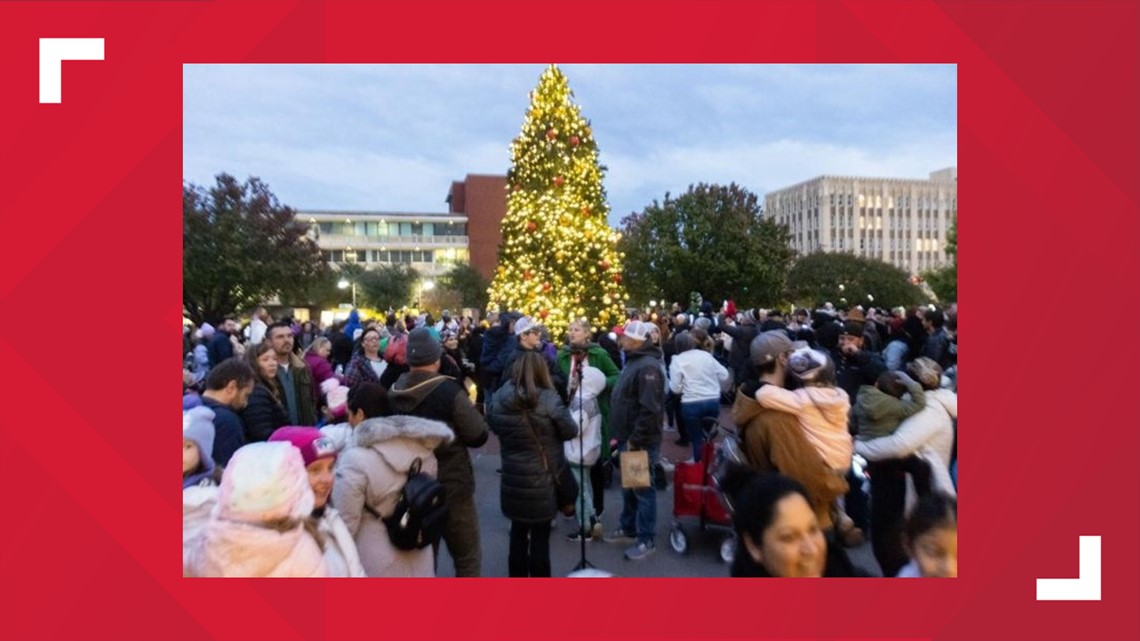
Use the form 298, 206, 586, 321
338, 278, 357, 307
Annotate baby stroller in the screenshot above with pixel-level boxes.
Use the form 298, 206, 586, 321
668, 417, 742, 564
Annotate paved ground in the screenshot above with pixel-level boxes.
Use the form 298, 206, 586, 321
436, 408, 883, 578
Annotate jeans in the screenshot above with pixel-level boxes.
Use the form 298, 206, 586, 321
570, 464, 595, 533
680, 398, 720, 462
508, 520, 552, 577
619, 443, 659, 545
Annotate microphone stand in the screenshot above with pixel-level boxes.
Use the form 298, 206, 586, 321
572, 349, 595, 571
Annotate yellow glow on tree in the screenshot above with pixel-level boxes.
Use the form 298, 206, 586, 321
487, 64, 628, 339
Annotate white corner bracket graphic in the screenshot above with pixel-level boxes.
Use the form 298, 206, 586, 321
1036, 535, 1101, 601
39, 38, 104, 104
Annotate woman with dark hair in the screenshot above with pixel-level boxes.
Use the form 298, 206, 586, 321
720, 466, 859, 578
487, 351, 578, 577
344, 327, 386, 390
240, 342, 288, 443
668, 330, 730, 462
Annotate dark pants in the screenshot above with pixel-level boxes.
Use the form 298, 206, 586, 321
869, 456, 932, 577
508, 520, 552, 577
845, 467, 870, 531
436, 489, 482, 577
590, 457, 606, 516
666, 392, 682, 430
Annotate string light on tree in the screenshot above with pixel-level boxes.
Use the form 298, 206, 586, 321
487, 64, 628, 338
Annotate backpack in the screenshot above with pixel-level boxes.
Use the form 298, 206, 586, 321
368, 454, 448, 551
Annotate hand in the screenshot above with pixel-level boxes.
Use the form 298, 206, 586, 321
609, 438, 619, 451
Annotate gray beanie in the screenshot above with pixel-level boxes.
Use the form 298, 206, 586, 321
406, 327, 442, 366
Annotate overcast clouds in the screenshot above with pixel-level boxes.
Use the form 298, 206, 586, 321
183, 64, 956, 226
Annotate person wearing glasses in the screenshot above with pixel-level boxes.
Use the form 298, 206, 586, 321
344, 327, 387, 390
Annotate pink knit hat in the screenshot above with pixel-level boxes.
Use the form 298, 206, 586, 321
268, 426, 337, 468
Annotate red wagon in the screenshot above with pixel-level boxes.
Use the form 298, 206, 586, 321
668, 418, 741, 564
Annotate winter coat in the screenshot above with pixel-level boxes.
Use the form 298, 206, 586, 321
183, 484, 218, 575
241, 383, 288, 443
387, 371, 489, 494
304, 351, 340, 401
186, 517, 327, 577
608, 342, 666, 449
855, 388, 957, 498
487, 383, 578, 523
556, 344, 620, 458
854, 378, 926, 440
206, 331, 234, 368
200, 396, 246, 468
479, 325, 511, 373
332, 415, 454, 577
755, 385, 853, 471
668, 349, 731, 403
344, 351, 384, 390
832, 348, 887, 419
731, 383, 848, 531
312, 506, 367, 577
276, 352, 319, 426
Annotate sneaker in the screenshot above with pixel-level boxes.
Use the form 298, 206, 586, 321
606, 528, 636, 542
624, 541, 656, 561
566, 529, 593, 542
590, 520, 605, 540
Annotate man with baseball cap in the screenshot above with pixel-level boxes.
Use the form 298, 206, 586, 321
606, 320, 666, 561
732, 330, 851, 535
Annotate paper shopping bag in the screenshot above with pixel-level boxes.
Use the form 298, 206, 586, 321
620, 449, 651, 489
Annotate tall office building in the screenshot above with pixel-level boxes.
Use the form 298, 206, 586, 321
764, 167, 957, 275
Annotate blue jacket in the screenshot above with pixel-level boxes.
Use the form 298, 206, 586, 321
201, 396, 246, 468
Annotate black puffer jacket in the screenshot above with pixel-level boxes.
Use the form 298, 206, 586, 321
488, 382, 578, 523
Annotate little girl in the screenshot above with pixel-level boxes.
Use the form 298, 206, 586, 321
897, 493, 958, 577
183, 406, 220, 574
753, 346, 852, 473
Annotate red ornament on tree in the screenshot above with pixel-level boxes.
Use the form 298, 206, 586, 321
581, 206, 590, 216
569, 135, 580, 147
546, 128, 558, 140
612, 273, 622, 283
539, 309, 550, 319
600, 260, 611, 271
553, 176, 564, 187
542, 282, 551, 292
524, 270, 533, 281
526, 221, 537, 232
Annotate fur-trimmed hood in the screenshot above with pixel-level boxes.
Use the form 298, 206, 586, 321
352, 415, 455, 450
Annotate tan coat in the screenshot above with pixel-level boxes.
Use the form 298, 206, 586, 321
332, 415, 454, 577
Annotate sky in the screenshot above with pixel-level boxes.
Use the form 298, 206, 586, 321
183, 64, 956, 227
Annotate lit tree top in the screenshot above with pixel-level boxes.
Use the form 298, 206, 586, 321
488, 64, 628, 340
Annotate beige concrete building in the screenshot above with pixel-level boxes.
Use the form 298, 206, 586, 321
299, 209, 470, 278
764, 167, 957, 275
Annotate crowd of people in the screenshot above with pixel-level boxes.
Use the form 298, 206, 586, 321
182, 298, 958, 578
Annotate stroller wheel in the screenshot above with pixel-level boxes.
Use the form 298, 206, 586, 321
719, 535, 735, 564
669, 524, 688, 554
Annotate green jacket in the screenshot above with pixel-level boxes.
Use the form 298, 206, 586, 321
853, 379, 925, 440
556, 344, 621, 458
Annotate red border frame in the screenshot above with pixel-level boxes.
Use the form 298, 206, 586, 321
2, 1, 1138, 640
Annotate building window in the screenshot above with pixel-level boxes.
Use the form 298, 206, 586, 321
319, 222, 334, 235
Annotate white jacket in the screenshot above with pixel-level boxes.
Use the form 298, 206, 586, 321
183, 484, 218, 576
668, 350, 730, 403
314, 506, 367, 577
855, 388, 957, 498
186, 518, 328, 577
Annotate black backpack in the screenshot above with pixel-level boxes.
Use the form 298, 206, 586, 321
367, 455, 448, 551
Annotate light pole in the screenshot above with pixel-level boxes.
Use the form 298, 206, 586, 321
338, 278, 357, 308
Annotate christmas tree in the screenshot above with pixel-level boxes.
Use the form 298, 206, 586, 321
487, 65, 628, 339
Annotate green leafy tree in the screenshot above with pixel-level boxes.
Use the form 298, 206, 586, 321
439, 263, 490, 312
183, 173, 328, 325
785, 252, 928, 310
358, 264, 419, 310
487, 65, 627, 338
618, 183, 796, 309
922, 215, 957, 303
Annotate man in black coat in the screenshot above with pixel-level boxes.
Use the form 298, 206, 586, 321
606, 321, 665, 561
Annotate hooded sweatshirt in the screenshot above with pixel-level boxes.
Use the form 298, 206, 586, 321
387, 370, 489, 490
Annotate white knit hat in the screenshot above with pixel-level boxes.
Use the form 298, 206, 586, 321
217, 442, 314, 524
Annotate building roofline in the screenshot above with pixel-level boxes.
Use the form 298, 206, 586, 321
298, 209, 462, 218
764, 172, 958, 196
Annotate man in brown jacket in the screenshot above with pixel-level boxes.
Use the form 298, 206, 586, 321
731, 330, 849, 532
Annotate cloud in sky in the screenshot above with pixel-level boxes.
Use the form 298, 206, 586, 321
184, 64, 956, 225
